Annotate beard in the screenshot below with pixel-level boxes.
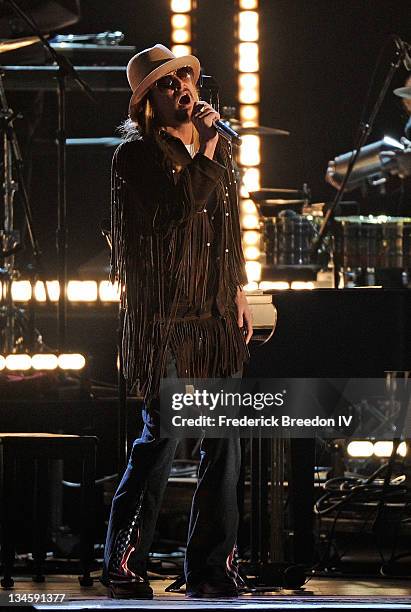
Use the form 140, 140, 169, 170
174, 107, 190, 123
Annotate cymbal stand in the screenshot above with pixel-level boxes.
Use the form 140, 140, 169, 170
3, 0, 96, 351
0, 71, 19, 353
0, 71, 51, 353
311, 37, 406, 277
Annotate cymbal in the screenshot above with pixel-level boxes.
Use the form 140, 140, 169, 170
237, 125, 290, 137
258, 199, 305, 205
393, 86, 411, 99
0, 37, 39, 54
256, 201, 305, 217
250, 189, 306, 201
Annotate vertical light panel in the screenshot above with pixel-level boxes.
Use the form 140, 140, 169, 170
236, 0, 261, 284
170, 0, 194, 57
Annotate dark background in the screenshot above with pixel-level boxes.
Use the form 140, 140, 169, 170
9, 0, 411, 275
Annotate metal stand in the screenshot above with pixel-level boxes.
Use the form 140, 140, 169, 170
0, 72, 52, 352
3, 0, 96, 350
312, 38, 407, 279
245, 435, 314, 589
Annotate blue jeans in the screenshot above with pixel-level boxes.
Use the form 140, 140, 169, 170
103, 351, 242, 585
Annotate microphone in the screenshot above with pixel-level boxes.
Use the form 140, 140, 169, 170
213, 120, 242, 146
195, 102, 242, 146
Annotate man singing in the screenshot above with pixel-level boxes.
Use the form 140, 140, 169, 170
102, 44, 252, 599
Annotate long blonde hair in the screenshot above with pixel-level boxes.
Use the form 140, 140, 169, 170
127, 90, 200, 152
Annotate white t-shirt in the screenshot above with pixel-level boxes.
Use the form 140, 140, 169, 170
185, 143, 196, 158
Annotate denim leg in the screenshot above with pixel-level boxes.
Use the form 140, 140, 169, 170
185, 368, 243, 585
103, 355, 179, 580
184, 437, 241, 584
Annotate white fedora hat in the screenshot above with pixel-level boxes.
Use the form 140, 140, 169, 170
127, 44, 201, 115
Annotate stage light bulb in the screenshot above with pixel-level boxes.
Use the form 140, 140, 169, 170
11, 281, 32, 302
172, 28, 190, 44
58, 353, 86, 370
347, 441, 374, 458
240, 0, 258, 8
31, 354, 58, 370
242, 167, 260, 192
5, 354, 32, 371
239, 42, 259, 72
171, 0, 191, 12
244, 246, 260, 260
67, 281, 98, 302
373, 441, 407, 458
34, 280, 60, 302
242, 214, 259, 230
259, 281, 289, 290
291, 282, 315, 290
171, 14, 190, 28
171, 44, 192, 57
239, 11, 259, 42
243, 230, 260, 246
239, 73, 260, 104
239, 134, 260, 166
99, 281, 120, 302
244, 281, 258, 292
240, 104, 259, 125
241, 199, 257, 214
245, 260, 261, 282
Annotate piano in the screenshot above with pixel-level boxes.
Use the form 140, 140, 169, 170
244, 287, 411, 583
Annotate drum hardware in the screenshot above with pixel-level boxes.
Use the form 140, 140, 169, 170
0, 36, 39, 54
334, 215, 411, 288
220, 107, 290, 137
51, 31, 125, 46
250, 185, 310, 217
326, 136, 405, 191
4, 0, 97, 350
315, 38, 409, 279
380, 148, 411, 180
302, 202, 325, 217
0, 230, 21, 259
49, 32, 137, 66
249, 185, 329, 281
237, 125, 290, 137
0, 69, 54, 353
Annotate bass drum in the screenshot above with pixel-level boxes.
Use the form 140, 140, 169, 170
335, 216, 411, 269
264, 211, 318, 266
334, 215, 411, 286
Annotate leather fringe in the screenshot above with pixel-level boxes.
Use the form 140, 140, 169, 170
110, 137, 249, 406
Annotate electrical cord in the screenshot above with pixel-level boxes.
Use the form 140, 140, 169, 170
315, 462, 408, 516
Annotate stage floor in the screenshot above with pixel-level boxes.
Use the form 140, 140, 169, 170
2, 574, 411, 610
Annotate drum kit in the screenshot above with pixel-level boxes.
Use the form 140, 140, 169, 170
227, 104, 411, 288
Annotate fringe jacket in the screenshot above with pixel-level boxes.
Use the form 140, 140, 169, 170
110, 129, 250, 404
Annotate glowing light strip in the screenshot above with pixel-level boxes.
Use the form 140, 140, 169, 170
347, 440, 407, 458
170, 0, 194, 57
236, 1, 261, 284
11, 281, 121, 303
0, 353, 86, 371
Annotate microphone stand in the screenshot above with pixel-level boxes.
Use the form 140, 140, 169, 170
3, 0, 97, 349
311, 39, 406, 288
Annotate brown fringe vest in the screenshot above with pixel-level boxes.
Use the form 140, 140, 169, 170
110, 130, 249, 404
